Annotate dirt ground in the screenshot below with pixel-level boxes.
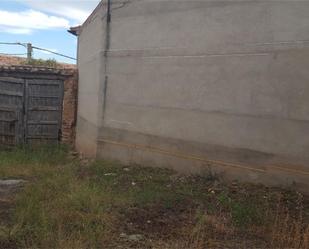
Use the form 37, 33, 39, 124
0, 147, 308, 249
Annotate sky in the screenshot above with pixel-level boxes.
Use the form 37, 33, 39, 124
0, 0, 100, 63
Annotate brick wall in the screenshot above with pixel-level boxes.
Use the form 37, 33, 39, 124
62, 70, 78, 144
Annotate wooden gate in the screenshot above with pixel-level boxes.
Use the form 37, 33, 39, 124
0, 69, 64, 146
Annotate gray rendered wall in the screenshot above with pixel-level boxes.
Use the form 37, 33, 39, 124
76, 2, 107, 156
78, 0, 309, 189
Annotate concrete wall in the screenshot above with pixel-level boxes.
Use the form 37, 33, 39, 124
77, 0, 309, 190
76, 2, 107, 156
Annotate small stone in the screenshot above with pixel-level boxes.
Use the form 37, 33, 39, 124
0, 179, 26, 197
0, 180, 26, 186
128, 234, 143, 242
120, 233, 127, 238
104, 173, 116, 176
70, 151, 79, 156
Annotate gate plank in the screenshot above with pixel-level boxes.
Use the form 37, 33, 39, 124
0, 77, 24, 84
0, 76, 24, 145
0, 89, 23, 97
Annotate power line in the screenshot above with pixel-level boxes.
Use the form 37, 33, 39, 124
0, 42, 76, 61
0, 42, 26, 47
0, 53, 27, 56
32, 46, 77, 61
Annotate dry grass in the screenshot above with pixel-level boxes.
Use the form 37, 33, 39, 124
167, 194, 309, 249
0, 147, 309, 249
270, 201, 309, 249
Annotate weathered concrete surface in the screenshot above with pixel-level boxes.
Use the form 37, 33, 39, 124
75, 2, 107, 156
76, 0, 309, 190
97, 127, 309, 193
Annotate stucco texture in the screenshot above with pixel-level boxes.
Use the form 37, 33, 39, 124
76, 0, 309, 191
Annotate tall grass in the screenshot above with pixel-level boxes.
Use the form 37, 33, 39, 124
0, 145, 69, 179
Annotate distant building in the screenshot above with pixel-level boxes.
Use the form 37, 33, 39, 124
70, 0, 309, 191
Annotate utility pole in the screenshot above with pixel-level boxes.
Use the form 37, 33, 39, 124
26, 43, 32, 62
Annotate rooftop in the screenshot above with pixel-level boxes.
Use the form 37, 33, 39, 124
0, 55, 76, 69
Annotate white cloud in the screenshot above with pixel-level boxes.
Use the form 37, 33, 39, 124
18, 0, 100, 24
0, 0, 101, 35
0, 9, 70, 34
1, 27, 32, 34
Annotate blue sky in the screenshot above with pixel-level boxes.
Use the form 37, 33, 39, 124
0, 0, 100, 64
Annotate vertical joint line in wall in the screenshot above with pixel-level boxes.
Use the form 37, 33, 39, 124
107, 0, 111, 23
103, 75, 108, 115
102, 0, 111, 119
105, 0, 111, 53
